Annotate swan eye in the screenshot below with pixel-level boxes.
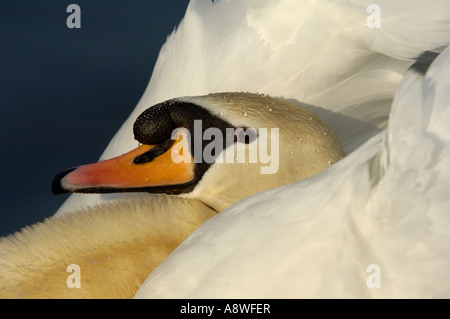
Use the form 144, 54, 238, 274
235, 127, 257, 144
133, 139, 175, 164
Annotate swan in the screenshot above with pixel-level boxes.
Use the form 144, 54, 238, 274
137, 47, 450, 299
53, 0, 450, 216
52, 93, 345, 212
0, 92, 345, 298
137, 48, 450, 298
1, 0, 450, 298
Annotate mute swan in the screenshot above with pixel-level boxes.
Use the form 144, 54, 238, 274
0, 93, 345, 298
1, 0, 450, 299
136, 46, 450, 299
53, 93, 345, 211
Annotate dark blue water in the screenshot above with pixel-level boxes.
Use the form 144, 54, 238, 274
0, 1, 190, 236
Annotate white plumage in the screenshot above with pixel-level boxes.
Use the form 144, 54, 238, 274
55, 0, 450, 298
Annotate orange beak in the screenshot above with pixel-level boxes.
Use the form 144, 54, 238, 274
52, 137, 195, 195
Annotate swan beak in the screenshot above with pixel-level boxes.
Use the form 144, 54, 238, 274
52, 137, 195, 195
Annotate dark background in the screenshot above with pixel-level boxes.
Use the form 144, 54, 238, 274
0, 1, 191, 236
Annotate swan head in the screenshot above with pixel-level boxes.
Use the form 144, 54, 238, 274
52, 92, 345, 212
